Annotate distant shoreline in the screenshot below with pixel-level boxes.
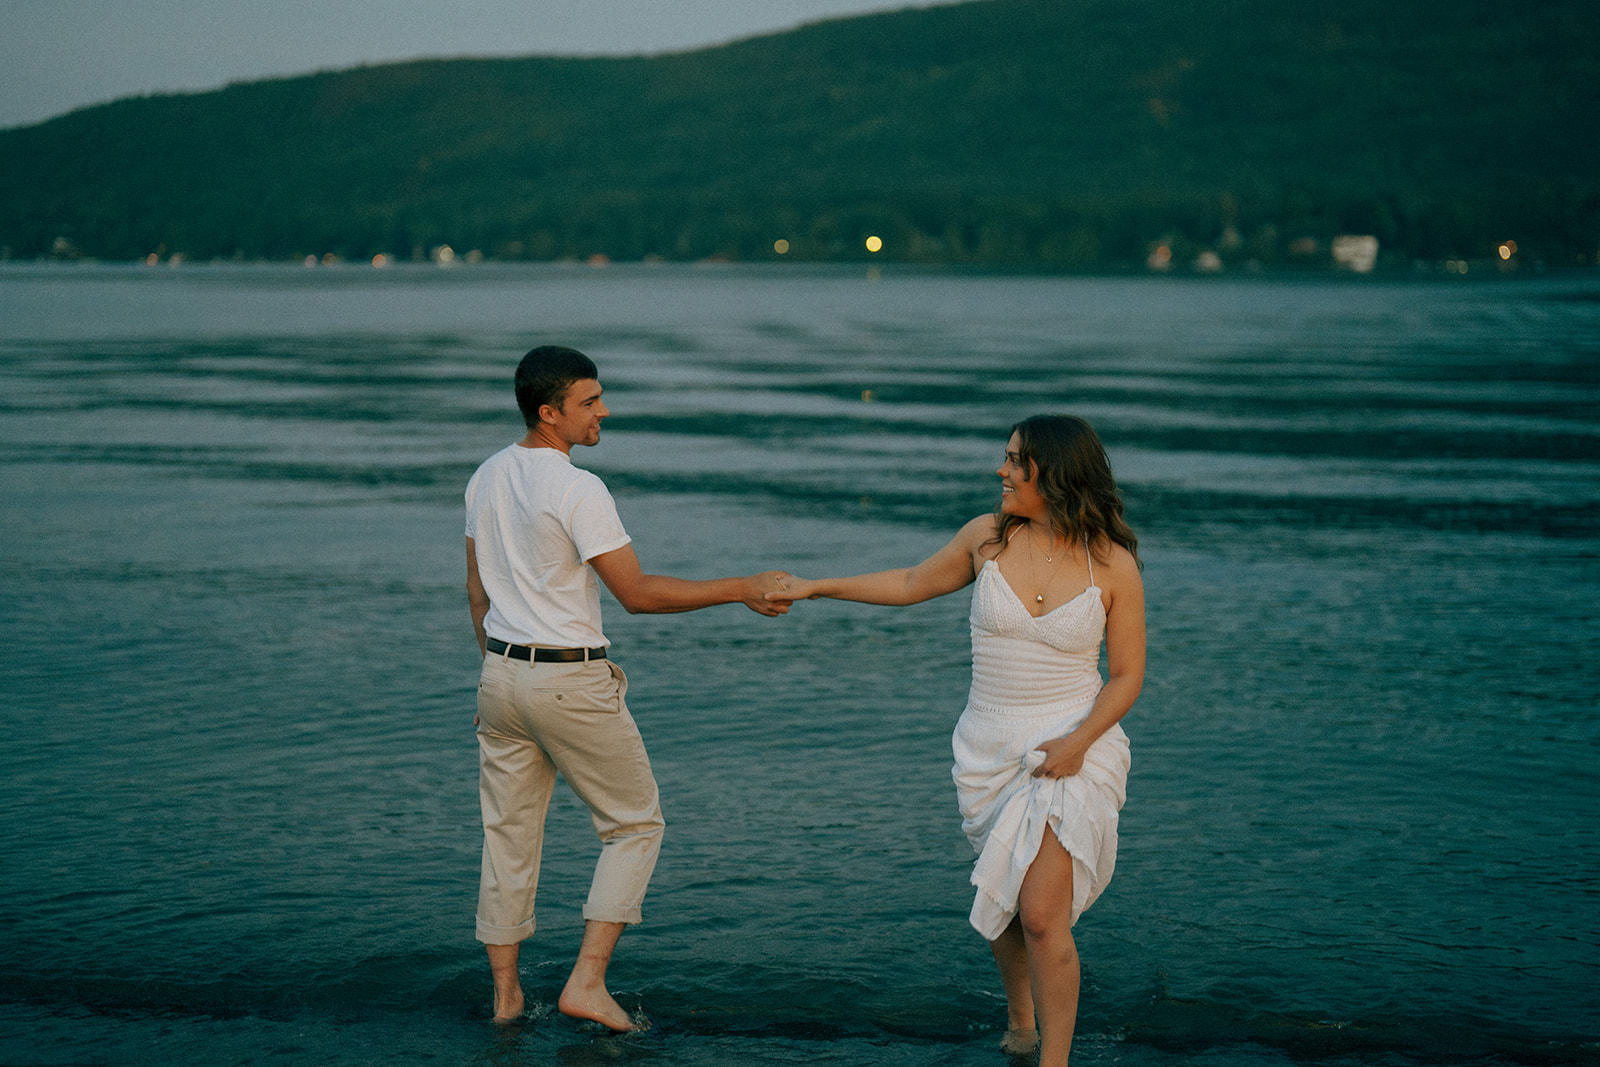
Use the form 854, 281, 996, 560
4, 256, 1595, 282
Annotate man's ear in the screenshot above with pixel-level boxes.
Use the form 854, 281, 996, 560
538, 402, 560, 425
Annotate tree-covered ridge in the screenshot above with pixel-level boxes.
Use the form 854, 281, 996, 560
2, 0, 1595, 269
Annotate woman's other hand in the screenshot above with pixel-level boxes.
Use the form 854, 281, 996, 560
1031, 735, 1089, 779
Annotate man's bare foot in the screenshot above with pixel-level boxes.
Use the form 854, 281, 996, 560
557, 979, 644, 1032
486, 943, 525, 1024
492, 984, 525, 1024
1000, 1026, 1039, 1055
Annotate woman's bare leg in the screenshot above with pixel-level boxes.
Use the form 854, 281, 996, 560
485, 942, 525, 1023
989, 916, 1039, 1053
1018, 832, 1080, 1066
557, 920, 644, 1031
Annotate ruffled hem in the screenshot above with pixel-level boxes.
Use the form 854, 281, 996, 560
964, 727, 1129, 941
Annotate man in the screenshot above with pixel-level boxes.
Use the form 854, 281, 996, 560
464, 344, 789, 1029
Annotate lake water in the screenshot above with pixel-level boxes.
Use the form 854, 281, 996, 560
1, 263, 1596, 1067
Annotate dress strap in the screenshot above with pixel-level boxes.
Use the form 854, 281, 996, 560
997, 523, 1023, 560
1086, 541, 1095, 586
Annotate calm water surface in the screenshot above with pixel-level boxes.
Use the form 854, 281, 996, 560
1, 264, 1596, 1066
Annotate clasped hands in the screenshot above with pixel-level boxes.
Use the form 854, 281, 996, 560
744, 571, 796, 616
745, 572, 827, 616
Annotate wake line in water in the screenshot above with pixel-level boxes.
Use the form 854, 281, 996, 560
8, 967, 1597, 1066
1123, 995, 1600, 1066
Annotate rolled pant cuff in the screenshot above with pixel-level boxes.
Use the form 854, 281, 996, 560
582, 904, 643, 925
476, 915, 536, 945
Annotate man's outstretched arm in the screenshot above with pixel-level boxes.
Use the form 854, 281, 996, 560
589, 543, 790, 616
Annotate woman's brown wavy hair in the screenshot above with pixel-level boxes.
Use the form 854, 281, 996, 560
991, 414, 1141, 569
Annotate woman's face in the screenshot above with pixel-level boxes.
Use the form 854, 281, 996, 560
997, 431, 1047, 519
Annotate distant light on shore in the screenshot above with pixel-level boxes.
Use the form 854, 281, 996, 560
865, 235, 883, 253
774, 239, 790, 254
1331, 235, 1379, 273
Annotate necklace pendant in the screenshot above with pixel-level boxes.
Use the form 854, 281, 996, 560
1036, 593, 1045, 603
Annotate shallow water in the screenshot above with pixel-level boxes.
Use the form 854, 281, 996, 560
1, 263, 1597, 1065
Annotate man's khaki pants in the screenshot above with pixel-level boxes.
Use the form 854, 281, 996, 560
474, 654, 664, 944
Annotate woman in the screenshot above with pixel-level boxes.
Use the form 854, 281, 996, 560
770, 415, 1144, 1066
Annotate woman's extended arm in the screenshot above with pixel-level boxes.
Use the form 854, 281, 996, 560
769, 515, 993, 607
1031, 541, 1146, 779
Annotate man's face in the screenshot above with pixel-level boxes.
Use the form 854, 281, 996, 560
543, 378, 608, 448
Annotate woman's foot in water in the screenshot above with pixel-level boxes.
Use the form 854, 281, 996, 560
1000, 1026, 1040, 1055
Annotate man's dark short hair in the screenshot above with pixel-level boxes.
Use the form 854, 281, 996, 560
515, 345, 600, 428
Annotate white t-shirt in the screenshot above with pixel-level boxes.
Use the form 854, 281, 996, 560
464, 444, 632, 648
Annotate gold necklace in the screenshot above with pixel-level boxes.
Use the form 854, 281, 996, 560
1033, 524, 1065, 559
1032, 526, 1061, 603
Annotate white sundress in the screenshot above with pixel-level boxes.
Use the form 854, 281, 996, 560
952, 547, 1131, 941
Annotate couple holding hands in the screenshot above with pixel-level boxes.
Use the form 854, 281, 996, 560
465, 345, 1143, 1066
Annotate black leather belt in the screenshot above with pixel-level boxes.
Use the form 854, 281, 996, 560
486, 638, 606, 663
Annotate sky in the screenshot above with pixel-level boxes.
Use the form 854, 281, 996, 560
0, 0, 962, 130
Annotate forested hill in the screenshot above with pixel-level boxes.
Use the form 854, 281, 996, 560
2, 0, 1596, 270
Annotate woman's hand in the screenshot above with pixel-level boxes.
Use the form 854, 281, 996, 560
1031, 734, 1089, 779
765, 576, 822, 603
